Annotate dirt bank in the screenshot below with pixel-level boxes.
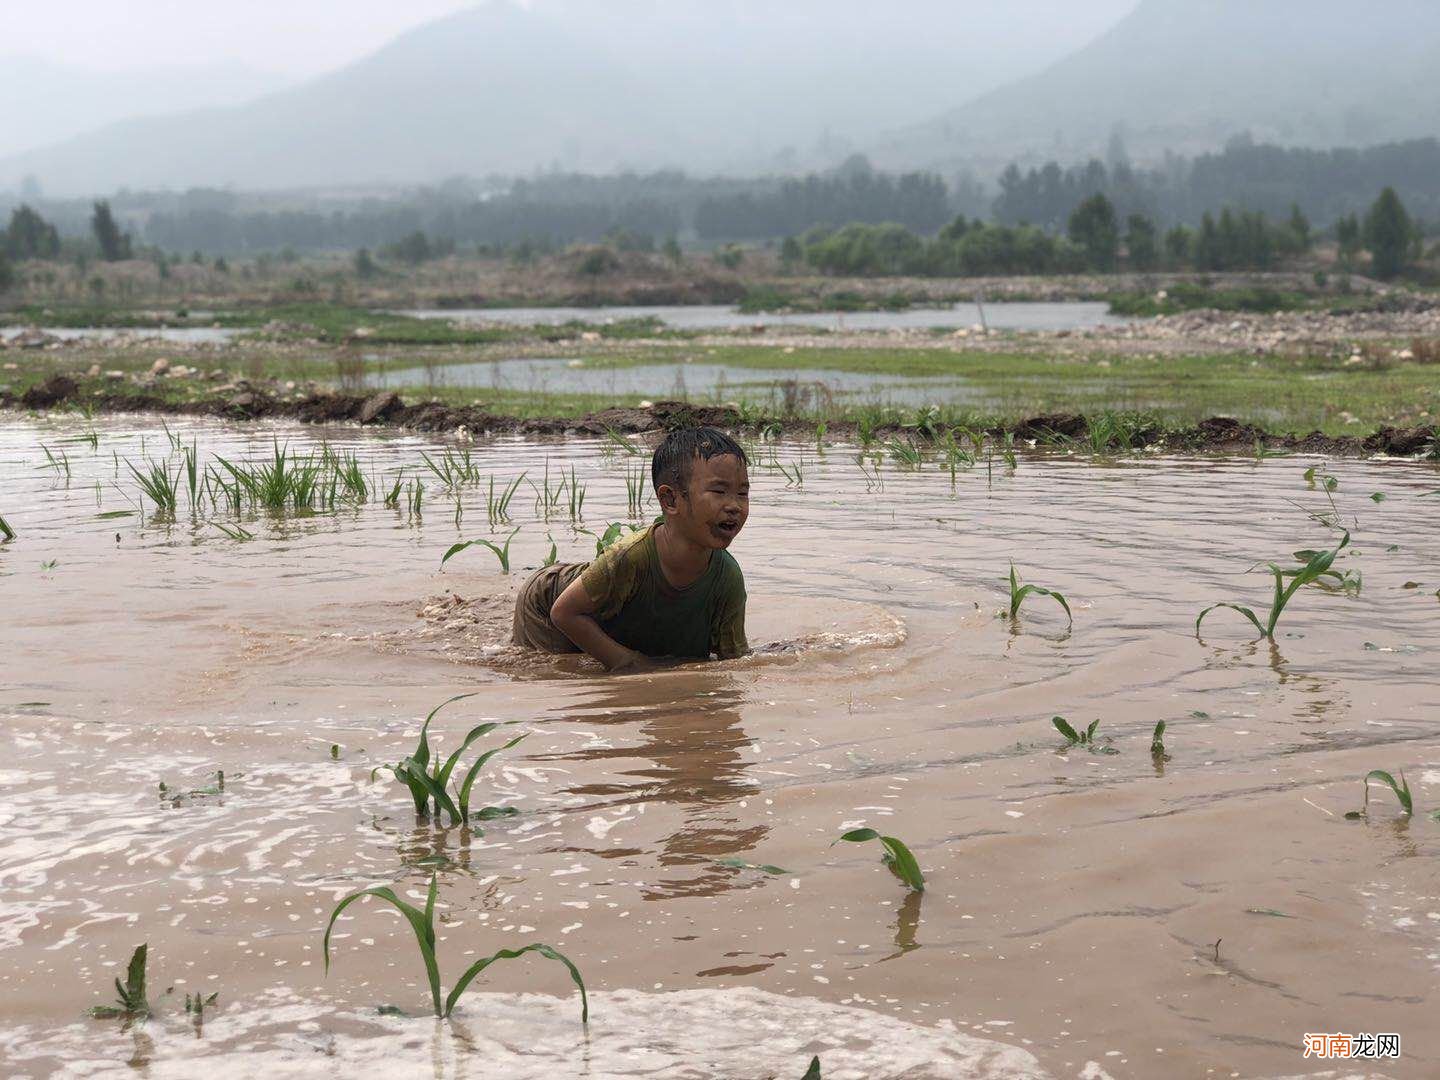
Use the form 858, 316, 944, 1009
5, 373, 1437, 459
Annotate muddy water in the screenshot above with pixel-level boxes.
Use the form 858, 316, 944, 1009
1, 416, 1438, 1079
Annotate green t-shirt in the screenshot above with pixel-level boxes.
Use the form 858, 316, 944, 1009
581, 524, 748, 660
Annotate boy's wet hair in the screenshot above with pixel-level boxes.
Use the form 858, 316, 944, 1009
651, 426, 748, 493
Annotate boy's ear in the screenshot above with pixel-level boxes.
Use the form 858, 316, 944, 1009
655, 482, 681, 514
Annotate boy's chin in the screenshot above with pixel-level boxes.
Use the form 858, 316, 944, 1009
706, 524, 742, 547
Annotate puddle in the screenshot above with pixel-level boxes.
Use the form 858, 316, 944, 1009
366, 356, 983, 407
1, 415, 1437, 1077
392, 301, 1128, 333
1, 326, 239, 345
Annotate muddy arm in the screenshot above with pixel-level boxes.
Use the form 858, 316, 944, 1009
550, 576, 644, 671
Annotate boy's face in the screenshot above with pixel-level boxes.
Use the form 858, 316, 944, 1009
658, 452, 749, 550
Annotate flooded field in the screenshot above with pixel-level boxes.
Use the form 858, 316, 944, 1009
1, 415, 1438, 1078
396, 301, 1128, 333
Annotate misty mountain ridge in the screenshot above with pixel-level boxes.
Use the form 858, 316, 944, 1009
879, 0, 1440, 170
0, 0, 1128, 195
7, 0, 1440, 197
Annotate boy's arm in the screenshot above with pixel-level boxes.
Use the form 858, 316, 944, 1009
711, 565, 749, 660
550, 575, 645, 671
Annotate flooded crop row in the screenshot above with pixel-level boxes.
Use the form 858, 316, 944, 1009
1, 413, 1437, 1078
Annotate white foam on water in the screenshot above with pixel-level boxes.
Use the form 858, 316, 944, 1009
0, 986, 1048, 1080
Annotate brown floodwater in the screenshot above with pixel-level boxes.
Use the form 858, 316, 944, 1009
1, 415, 1437, 1079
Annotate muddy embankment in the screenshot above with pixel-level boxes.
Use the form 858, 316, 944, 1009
6, 372, 1438, 459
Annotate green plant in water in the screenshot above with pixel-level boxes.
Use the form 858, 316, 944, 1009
586, 521, 640, 555
624, 465, 648, 517
802, 1056, 822, 1079
1344, 769, 1413, 819
88, 944, 152, 1019
0, 514, 13, 542
1150, 720, 1169, 760
1196, 531, 1352, 640
486, 472, 526, 526
441, 527, 521, 574
833, 827, 924, 892
1302, 466, 1339, 492
885, 438, 922, 468
128, 458, 181, 515
776, 459, 804, 487
380, 693, 527, 827
1007, 563, 1073, 625
568, 466, 587, 521
39, 443, 72, 479
814, 421, 827, 453
324, 873, 587, 1021
1051, 716, 1118, 754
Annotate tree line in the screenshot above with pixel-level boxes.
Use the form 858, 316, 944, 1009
787, 187, 1420, 280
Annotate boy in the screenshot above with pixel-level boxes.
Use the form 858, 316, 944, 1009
511, 426, 750, 669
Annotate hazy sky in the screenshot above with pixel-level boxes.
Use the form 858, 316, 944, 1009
7, 0, 1135, 78
6, 0, 481, 75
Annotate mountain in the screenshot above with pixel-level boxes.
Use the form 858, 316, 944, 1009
0, 56, 285, 160
877, 0, 1440, 169
0, 0, 1131, 195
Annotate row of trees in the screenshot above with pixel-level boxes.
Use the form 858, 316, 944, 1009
993, 136, 1440, 233
786, 188, 1420, 280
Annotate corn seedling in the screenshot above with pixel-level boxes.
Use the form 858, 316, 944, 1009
383, 475, 404, 509
128, 458, 181, 516
1345, 769, 1413, 819
586, 521, 640, 555
38, 443, 70, 479
1302, 466, 1339, 492
1196, 531, 1351, 640
213, 521, 254, 541
88, 944, 152, 1020
324, 873, 587, 1021
380, 693, 528, 827
1007, 563, 1073, 625
802, 1057, 822, 1080
624, 466, 648, 516
420, 447, 481, 488
0, 514, 13, 542
543, 536, 558, 566
40, 558, 58, 572
814, 421, 827, 452
856, 454, 884, 491
568, 466, 587, 521
486, 473, 526, 526
776, 459, 804, 487
441, 527, 521, 574
603, 426, 643, 456
833, 827, 924, 892
885, 438, 922, 468
1051, 716, 1118, 754
531, 459, 567, 517
407, 479, 424, 516
184, 991, 219, 1019
1150, 721, 1169, 761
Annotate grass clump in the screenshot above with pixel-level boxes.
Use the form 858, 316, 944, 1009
1196, 531, 1352, 640
1007, 563, 1073, 625
379, 694, 527, 828
324, 872, 587, 1021
833, 827, 924, 892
